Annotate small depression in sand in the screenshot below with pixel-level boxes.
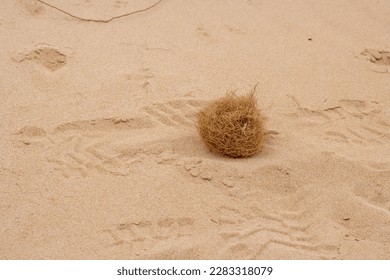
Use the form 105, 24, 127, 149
13, 46, 67, 71
362, 48, 390, 66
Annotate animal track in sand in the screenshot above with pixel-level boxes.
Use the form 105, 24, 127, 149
12, 45, 67, 71
292, 99, 390, 146
361, 48, 390, 66
105, 217, 195, 256
16, 99, 206, 177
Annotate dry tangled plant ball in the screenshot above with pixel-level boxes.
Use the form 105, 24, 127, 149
197, 87, 265, 158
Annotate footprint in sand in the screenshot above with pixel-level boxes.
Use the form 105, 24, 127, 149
361, 48, 390, 66
17, 125, 47, 145
12, 45, 68, 71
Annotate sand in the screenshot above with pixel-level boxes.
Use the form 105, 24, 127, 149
1, 0, 389, 260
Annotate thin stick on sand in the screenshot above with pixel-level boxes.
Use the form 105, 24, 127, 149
35, 0, 163, 23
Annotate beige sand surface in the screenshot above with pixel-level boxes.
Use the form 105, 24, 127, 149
1, 0, 390, 259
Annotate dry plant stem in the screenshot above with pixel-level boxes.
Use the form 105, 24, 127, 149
35, 0, 163, 23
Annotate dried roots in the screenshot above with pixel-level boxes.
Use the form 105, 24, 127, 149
197, 88, 265, 158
